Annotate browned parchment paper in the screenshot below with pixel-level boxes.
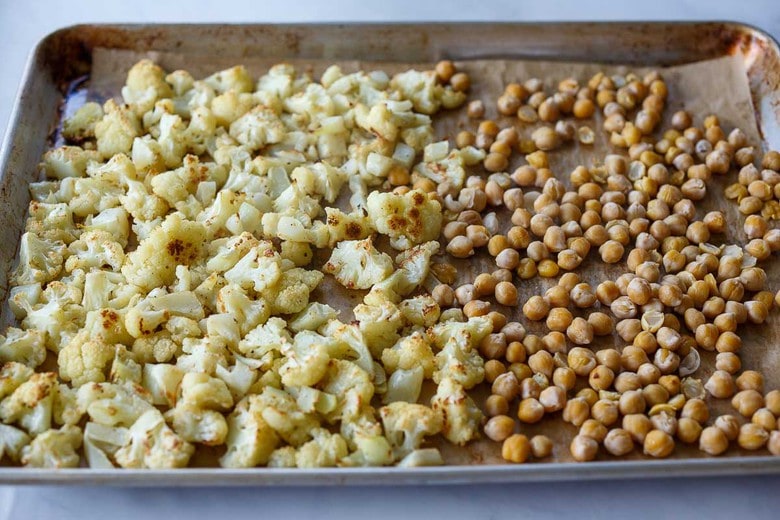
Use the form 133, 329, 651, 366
88, 48, 774, 465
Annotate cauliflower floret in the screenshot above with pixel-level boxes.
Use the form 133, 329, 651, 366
65, 229, 125, 272
142, 363, 184, 406
179, 372, 234, 411
176, 336, 230, 375
114, 409, 194, 468
83, 206, 130, 247
62, 102, 104, 142
8, 283, 42, 320
267, 446, 296, 468
215, 358, 257, 402
0, 362, 34, 401
390, 69, 441, 115
414, 144, 485, 191
109, 345, 142, 384
120, 179, 169, 221
324, 207, 374, 247
294, 428, 348, 468
400, 295, 441, 328
0, 424, 30, 463
165, 403, 228, 446
204, 65, 254, 94
122, 59, 174, 115
0, 328, 46, 368
381, 331, 435, 378
279, 332, 330, 388
132, 332, 179, 364
220, 394, 280, 468
366, 241, 440, 305
20, 284, 85, 352
433, 335, 486, 391
122, 213, 206, 291
20, 424, 82, 468
53, 383, 83, 426
77, 382, 155, 427
365, 189, 442, 250
25, 201, 78, 244
125, 290, 204, 338
379, 402, 442, 459
280, 240, 313, 267
41, 145, 102, 179
0, 372, 57, 434
397, 448, 444, 467
211, 91, 255, 127
319, 360, 374, 422
229, 106, 286, 150
215, 284, 270, 336
205, 232, 260, 273
265, 267, 323, 315
56, 332, 111, 385
291, 162, 347, 203
255, 387, 319, 446
318, 321, 374, 377
95, 99, 141, 158
384, 366, 424, 404
288, 302, 339, 333
323, 238, 393, 290
12, 232, 67, 285
223, 241, 281, 292
430, 377, 482, 446
339, 410, 394, 467
238, 317, 291, 366
353, 298, 403, 355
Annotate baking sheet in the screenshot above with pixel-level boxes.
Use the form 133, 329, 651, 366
44, 47, 773, 465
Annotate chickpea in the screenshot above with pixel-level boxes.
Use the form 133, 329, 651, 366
539, 385, 566, 413
682, 398, 709, 424
568, 347, 597, 377
567, 317, 595, 345
553, 366, 577, 391
447, 235, 474, 258
464, 300, 491, 318
699, 426, 729, 456
644, 429, 675, 458
485, 394, 509, 417
765, 390, 780, 416
591, 399, 619, 426
517, 398, 545, 423
431, 284, 455, 307
623, 414, 653, 444
752, 408, 777, 431
563, 398, 591, 426
738, 423, 769, 450
484, 415, 515, 442
523, 295, 549, 321
705, 370, 736, 399
732, 389, 764, 418
502, 434, 531, 463
450, 72, 470, 92
736, 370, 764, 393
530, 435, 554, 459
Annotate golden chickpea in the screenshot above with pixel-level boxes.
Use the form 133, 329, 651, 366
495, 248, 520, 270
517, 398, 545, 423
713, 415, 741, 442
643, 384, 670, 407
591, 399, 619, 426
568, 347, 597, 377
530, 435, 554, 459
539, 385, 566, 413
546, 307, 573, 332
619, 389, 647, 416
604, 428, 634, 457
431, 284, 455, 307
580, 419, 608, 443
484, 152, 509, 173
705, 370, 736, 399
466, 99, 485, 119
699, 426, 729, 455
464, 299, 491, 318
567, 317, 595, 345
485, 394, 509, 417
523, 295, 549, 321
502, 433, 531, 463
732, 389, 765, 418
553, 366, 576, 391
490, 281, 516, 307
677, 417, 703, 444
622, 414, 652, 444
588, 312, 614, 336
484, 415, 515, 442
570, 434, 599, 462
644, 429, 675, 458
738, 423, 769, 450
563, 397, 591, 427
484, 359, 507, 383
736, 370, 764, 393
752, 408, 777, 431
435, 60, 456, 82
765, 390, 780, 416
447, 235, 474, 258
456, 130, 477, 148
450, 72, 470, 92
599, 240, 625, 263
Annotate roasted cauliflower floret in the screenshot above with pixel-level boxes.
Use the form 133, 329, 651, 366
288, 302, 339, 333
122, 213, 206, 291
0, 424, 30, 463
266, 268, 324, 315
20, 424, 82, 468
122, 59, 174, 115
0, 372, 57, 435
25, 201, 78, 244
12, 232, 67, 285
255, 387, 319, 447
366, 190, 442, 250
0, 362, 34, 401
57, 332, 117, 386
114, 409, 194, 468
62, 102, 104, 143
165, 403, 228, 446
295, 428, 348, 468
381, 331, 435, 379
220, 394, 280, 468
229, 106, 286, 150
65, 229, 125, 272
41, 145, 102, 179
95, 99, 141, 158
430, 377, 482, 446
323, 237, 393, 290
379, 402, 442, 459
324, 207, 373, 247
0, 328, 46, 368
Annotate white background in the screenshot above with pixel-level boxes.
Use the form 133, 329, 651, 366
2, 1, 780, 518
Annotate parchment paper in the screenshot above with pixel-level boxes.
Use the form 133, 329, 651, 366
89, 48, 774, 464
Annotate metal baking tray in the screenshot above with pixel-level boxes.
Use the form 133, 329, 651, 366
1, 22, 780, 486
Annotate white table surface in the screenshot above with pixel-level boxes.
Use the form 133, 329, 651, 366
2, 1, 780, 518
